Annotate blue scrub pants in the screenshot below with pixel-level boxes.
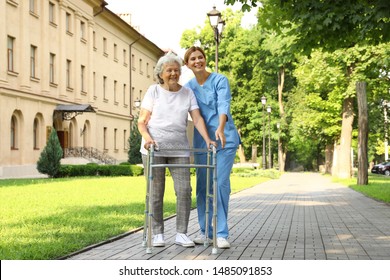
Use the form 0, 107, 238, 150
194, 147, 237, 238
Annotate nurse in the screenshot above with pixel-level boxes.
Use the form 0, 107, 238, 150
184, 46, 240, 249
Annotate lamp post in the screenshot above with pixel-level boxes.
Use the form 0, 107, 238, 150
261, 96, 267, 169
383, 100, 390, 160
277, 122, 280, 170
207, 6, 225, 73
267, 105, 272, 169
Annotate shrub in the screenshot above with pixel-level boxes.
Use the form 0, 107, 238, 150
37, 128, 63, 178
128, 115, 142, 164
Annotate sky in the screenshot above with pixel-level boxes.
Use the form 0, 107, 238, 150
105, 0, 258, 57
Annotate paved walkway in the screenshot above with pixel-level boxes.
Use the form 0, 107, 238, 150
65, 173, 390, 260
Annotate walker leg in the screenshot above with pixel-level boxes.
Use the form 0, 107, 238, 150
204, 150, 211, 247
146, 145, 155, 254
142, 150, 151, 247
211, 146, 218, 254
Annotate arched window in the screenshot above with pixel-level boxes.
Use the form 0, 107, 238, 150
33, 118, 39, 149
11, 116, 17, 149
82, 123, 87, 148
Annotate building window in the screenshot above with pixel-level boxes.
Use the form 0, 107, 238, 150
93, 31, 96, 50
33, 118, 39, 149
7, 36, 15, 72
49, 2, 55, 24
114, 128, 117, 150
131, 54, 135, 70
66, 12, 71, 33
114, 80, 117, 103
11, 116, 17, 150
93, 72, 96, 99
123, 84, 127, 106
139, 58, 143, 74
146, 62, 150, 77
66, 59, 71, 88
81, 65, 85, 92
30, 45, 37, 78
114, 44, 117, 61
103, 76, 107, 100
103, 37, 107, 55
103, 127, 107, 150
29, 0, 36, 14
49, 53, 55, 84
123, 130, 127, 150
123, 49, 127, 65
80, 21, 86, 40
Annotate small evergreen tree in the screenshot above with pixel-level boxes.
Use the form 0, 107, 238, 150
37, 127, 63, 178
128, 116, 142, 164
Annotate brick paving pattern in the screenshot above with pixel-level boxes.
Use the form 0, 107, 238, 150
65, 173, 390, 260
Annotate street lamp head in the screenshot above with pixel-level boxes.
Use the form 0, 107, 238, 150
134, 98, 141, 108
217, 19, 225, 36
261, 96, 267, 106
207, 6, 221, 28
267, 105, 271, 113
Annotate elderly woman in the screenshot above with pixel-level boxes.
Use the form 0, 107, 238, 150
138, 51, 216, 247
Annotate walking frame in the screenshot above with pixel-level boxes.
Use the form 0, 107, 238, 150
142, 144, 218, 254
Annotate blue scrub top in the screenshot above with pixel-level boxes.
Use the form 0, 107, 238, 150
185, 72, 240, 150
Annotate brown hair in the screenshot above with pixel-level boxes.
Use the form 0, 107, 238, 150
183, 46, 206, 64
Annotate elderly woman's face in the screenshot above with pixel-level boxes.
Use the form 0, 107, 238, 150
160, 62, 181, 85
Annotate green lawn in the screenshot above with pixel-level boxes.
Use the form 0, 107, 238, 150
0, 175, 269, 260
333, 173, 390, 203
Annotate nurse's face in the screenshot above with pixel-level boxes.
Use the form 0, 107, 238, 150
186, 50, 206, 74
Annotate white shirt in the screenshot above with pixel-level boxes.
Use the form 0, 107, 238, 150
140, 84, 199, 157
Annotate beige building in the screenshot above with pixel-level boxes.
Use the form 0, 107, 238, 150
0, 0, 164, 177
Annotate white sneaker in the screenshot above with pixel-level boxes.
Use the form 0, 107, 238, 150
193, 233, 213, 245
217, 237, 230, 249
175, 233, 195, 247
153, 234, 165, 247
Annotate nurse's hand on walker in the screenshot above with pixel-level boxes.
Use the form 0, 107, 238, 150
207, 140, 218, 151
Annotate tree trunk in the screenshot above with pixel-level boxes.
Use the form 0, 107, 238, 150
237, 145, 246, 163
278, 142, 286, 171
336, 97, 354, 178
357, 81, 368, 185
278, 66, 285, 116
277, 66, 286, 171
237, 129, 246, 163
251, 145, 257, 163
325, 144, 333, 174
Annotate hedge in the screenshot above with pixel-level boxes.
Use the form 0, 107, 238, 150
58, 164, 143, 177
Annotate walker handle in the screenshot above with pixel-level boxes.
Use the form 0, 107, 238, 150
149, 143, 159, 152
209, 144, 217, 152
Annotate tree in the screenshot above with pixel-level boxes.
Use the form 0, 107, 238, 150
289, 50, 345, 172
37, 128, 63, 178
128, 117, 142, 164
226, 0, 390, 178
